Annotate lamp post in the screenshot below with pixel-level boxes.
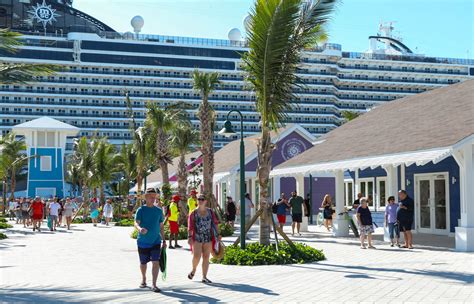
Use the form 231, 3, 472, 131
218, 110, 246, 249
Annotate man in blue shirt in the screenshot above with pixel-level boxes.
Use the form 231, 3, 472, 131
134, 188, 166, 293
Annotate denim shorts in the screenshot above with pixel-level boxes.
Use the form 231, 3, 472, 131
388, 222, 400, 239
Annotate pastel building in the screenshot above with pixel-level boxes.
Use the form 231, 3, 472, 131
12, 117, 79, 198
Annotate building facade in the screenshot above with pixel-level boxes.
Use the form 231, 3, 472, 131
0, 1, 473, 149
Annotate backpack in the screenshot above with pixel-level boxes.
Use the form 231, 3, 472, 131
272, 202, 278, 214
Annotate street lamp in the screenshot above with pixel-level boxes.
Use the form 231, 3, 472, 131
218, 110, 246, 249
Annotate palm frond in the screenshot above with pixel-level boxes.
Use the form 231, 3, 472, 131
0, 63, 57, 84
0, 28, 23, 53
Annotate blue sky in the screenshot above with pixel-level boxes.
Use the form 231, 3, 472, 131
73, 0, 474, 59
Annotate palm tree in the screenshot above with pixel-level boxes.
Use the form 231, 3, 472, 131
243, 0, 336, 245
171, 125, 200, 223
92, 138, 119, 204
0, 132, 27, 201
0, 28, 55, 84
146, 102, 189, 195
117, 142, 137, 198
341, 110, 360, 123
70, 136, 95, 214
65, 161, 81, 197
192, 69, 220, 207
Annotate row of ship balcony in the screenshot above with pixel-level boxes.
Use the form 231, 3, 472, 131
0, 109, 342, 125
31, 79, 427, 95
58, 67, 466, 86
0, 93, 375, 109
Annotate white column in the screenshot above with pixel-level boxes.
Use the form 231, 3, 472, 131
295, 174, 308, 232
273, 176, 281, 203
354, 169, 360, 198
400, 164, 406, 191
384, 165, 399, 242
454, 143, 474, 252
227, 174, 237, 201
334, 170, 349, 237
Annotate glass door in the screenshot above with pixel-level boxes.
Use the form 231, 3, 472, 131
415, 173, 449, 234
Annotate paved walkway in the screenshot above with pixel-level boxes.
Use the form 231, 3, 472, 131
0, 220, 473, 303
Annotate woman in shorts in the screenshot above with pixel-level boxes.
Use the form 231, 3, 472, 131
321, 194, 334, 231
276, 193, 290, 229
63, 198, 75, 230
356, 198, 375, 249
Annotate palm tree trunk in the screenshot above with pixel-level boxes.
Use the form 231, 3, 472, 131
157, 130, 170, 186
199, 96, 216, 208
82, 184, 90, 218
257, 127, 274, 245
177, 153, 188, 225
100, 184, 105, 205
9, 171, 16, 201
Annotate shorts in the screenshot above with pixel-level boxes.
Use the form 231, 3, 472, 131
359, 224, 374, 236
32, 213, 43, 220
169, 221, 179, 234
49, 215, 58, 222
399, 219, 413, 232
292, 213, 302, 223
22, 211, 30, 219
388, 222, 400, 239
277, 214, 286, 224
138, 243, 161, 265
90, 210, 99, 219
226, 214, 236, 222
323, 210, 333, 219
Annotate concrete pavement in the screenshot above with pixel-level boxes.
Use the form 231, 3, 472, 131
0, 220, 472, 303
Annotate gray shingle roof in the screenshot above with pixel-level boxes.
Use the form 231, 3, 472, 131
275, 80, 474, 170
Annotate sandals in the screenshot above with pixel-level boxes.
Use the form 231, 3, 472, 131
202, 278, 213, 284
152, 286, 161, 293
139, 282, 147, 288
188, 271, 195, 280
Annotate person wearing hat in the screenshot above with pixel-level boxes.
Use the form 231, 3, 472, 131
168, 195, 181, 249
187, 189, 198, 214
134, 187, 166, 293
152, 188, 162, 208
187, 194, 220, 284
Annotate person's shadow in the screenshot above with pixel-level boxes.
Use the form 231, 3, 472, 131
160, 289, 219, 303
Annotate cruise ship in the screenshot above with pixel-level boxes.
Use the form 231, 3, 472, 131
1, 0, 473, 149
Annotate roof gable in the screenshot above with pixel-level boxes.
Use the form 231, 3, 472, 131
12, 117, 79, 132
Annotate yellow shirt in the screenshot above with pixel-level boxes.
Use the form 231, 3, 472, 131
187, 197, 197, 213
169, 202, 179, 222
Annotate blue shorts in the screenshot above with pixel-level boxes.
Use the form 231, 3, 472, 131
138, 243, 161, 265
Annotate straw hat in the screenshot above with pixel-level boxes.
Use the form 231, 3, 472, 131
211, 241, 226, 260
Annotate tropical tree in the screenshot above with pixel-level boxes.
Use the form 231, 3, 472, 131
341, 110, 360, 123
92, 137, 119, 204
70, 136, 95, 215
65, 161, 81, 197
0, 28, 55, 84
116, 142, 137, 198
170, 125, 200, 223
192, 69, 220, 207
243, 0, 336, 245
146, 102, 189, 198
0, 132, 27, 201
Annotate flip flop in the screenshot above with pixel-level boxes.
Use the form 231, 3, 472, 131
202, 278, 213, 284
139, 282, 147, 288
152, 286, 161, 293
188, 271, 195, 280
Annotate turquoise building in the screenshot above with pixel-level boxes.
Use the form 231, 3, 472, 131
12, 117, 79, 198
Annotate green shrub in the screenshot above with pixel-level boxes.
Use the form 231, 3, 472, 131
0, 217, 8, 223
115, 219, 135, 227
0, 232, 7, 240
131, 224, 188, 240
72, 217, 92, 224
0, 222, 12, 229
212, 242, 325, 266
219, 223, 234, 237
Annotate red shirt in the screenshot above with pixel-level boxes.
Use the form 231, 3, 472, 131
31, 201, 44, 216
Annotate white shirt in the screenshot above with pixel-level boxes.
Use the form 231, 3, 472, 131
245, 198, 254, 216
49, 202, 61, 216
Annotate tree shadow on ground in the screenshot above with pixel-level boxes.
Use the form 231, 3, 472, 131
210, 283, 279, 296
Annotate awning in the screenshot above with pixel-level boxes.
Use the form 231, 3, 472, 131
271, 148, 452, 177
213, 172, 231, 183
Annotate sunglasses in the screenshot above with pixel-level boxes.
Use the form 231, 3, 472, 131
198, 198, 205, 201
